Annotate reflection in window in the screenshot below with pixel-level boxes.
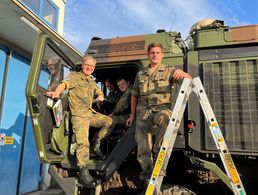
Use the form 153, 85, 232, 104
42, 0, 57, 28
39, 44, 70, 91
21, 0, 40, 14
47, 56, 63, 91
1, 56, 29, 129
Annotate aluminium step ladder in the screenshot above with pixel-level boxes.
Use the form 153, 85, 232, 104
145, 77, 246, 195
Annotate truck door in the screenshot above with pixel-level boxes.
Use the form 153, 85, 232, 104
26, 32, 79, 163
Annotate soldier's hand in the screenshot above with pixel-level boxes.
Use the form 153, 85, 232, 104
173, 69, 192, 80
126, 114, 135, 127
46, 91, 60, 99
96, 95, 104, 102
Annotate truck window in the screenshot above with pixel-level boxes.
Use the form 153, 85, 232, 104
38, 44, 70, 92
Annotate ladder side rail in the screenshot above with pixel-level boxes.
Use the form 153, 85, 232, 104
192, 77, 246, 195
145, 78, 193, 195
151, 96, 190, 194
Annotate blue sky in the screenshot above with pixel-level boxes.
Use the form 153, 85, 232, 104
63, 0, 258, 53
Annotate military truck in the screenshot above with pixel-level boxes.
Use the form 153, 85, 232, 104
26, 19, 258, 194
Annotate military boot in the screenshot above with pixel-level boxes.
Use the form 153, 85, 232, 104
92, 139, 106, 160
78, 166, 96, 188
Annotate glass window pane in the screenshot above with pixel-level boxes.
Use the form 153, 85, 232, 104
0, 49, 6, 92
19, 113, 41, 194
38, 67, 49, 89
42, 0, 57, 28
39, 44, 70, 91
1, 57, 29, 129
20, 0, 40, 14
0, 56, 30, 195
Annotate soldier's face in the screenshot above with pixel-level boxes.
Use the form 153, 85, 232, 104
82, 59, 96, 76
117, 79, 128, 93
47, 60, 58, 75
105, 81, 115, 92
148, 46, 164, 66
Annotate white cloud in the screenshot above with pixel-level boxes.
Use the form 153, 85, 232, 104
63, 0, 255, 52
118, 0, 223, 38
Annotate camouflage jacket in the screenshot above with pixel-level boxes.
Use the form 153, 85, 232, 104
62, 71, 103, 117
131, 64, 175, 111
105, 90, 122, 104
112, 86, 132, 116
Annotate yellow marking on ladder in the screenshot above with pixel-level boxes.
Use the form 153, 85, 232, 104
224, 154, 240, 184
211, 122, 218, 127
152, 150, 166, 177
146, 183, 155, 195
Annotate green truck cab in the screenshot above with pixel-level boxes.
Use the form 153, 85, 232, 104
26, 19, 258, 194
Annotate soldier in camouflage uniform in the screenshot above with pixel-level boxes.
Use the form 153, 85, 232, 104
101, 79, 122, 115
110, 78, 132, 133
126, 43, 192, 182
95, 78, 132, 146
47, 56, 112, 187
90, 78, 129, 160
110, 78, 131, 128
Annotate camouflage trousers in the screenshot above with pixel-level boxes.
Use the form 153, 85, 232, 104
71, 112, 112, 167
135, 109, 171, 179
98, 114, 129, 141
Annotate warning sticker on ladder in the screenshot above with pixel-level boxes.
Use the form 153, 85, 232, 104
211, 122, 224, 142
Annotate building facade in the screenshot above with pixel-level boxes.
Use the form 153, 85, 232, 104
0, 0, 75, 194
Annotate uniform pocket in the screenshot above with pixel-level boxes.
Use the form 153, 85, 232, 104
155, 80, 169, 93
78, 81, 87, 88
138, 76, 147, 95
76, 81, 89, 97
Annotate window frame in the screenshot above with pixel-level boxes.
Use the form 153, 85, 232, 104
40, 0, 59, 31
20, 0, 59, 31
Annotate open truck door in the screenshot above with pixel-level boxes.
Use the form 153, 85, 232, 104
26, 31, 139, 195
26, 32, 78, 164
26, 31, 89, 195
